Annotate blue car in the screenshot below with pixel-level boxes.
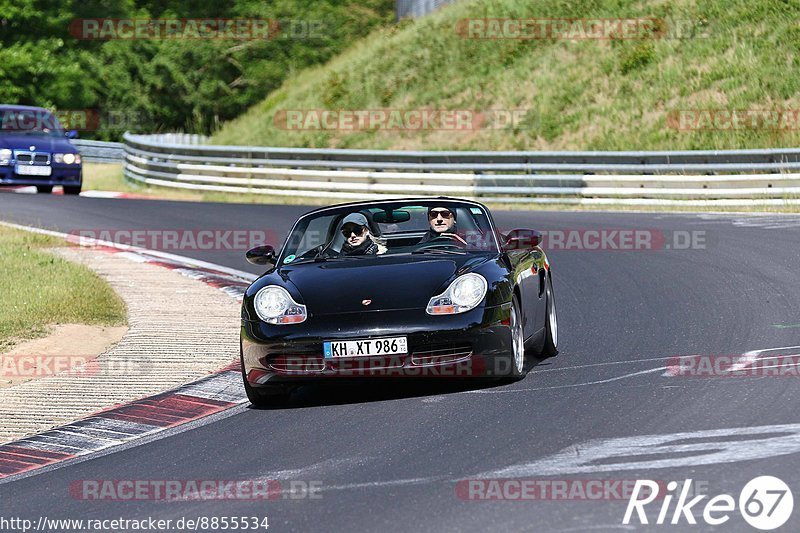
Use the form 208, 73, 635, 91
0, 105, 82, 194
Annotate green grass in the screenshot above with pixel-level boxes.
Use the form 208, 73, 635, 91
0, 226, 127, 350
82, 163, 132, 193
211, 0, 800, 151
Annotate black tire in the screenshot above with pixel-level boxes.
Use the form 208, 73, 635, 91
540, 275, 559, 358
36, 185, 53, 194
240, 352, 291, 408
63, 185, 82, 195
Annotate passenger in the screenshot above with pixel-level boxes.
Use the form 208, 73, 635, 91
337, 213, 383, 256
419, 206, 467, 245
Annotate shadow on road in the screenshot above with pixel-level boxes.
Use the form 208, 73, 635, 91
247, 356, 557, 410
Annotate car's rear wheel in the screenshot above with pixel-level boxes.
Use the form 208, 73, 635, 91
36, 185, 53, 194
63, 185, 82, 195
540, 275, 558, 358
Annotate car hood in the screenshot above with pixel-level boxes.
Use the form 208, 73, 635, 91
0, 134, 75, 152
280, 254, 494, 314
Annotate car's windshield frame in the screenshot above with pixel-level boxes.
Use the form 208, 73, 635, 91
276, 199, 502, 265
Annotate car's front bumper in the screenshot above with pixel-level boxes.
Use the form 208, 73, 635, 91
0, 165, 82, 187
241, 304, 515, 387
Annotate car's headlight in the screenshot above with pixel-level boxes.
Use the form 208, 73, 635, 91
0, 149, 11, 164
54, 153, 81, 164
254, 286, 307, 325
427, 273, 488, 315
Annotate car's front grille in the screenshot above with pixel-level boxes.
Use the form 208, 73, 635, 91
14, 151, 50, 165
411, 344, 472, 365
268, 355, 325, 373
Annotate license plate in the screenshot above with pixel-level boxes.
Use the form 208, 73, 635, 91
15, 165, 51, 176
324, 336, 408, 358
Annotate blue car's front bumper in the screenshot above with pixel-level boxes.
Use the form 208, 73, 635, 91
0, 165, 82, 187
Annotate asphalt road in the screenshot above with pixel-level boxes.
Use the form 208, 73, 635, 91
2, 192, 800, 532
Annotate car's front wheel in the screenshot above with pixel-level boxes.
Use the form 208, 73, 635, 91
36, 185, 53, 194
240, 352, 291, 408
63, 185, 82, 195
243, 380, 291, 408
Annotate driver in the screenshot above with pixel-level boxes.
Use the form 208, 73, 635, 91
419, 206, 467, 245
337, 213, 382, 256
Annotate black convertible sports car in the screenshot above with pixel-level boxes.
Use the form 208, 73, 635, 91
240, 198, 558, 406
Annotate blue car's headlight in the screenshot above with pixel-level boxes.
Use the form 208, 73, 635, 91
0, 149, 11, 165
254, 286, 307, 324
54, 153, 81, 164
427, 273, 487, 315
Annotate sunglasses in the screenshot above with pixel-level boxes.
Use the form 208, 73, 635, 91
341, 224, 367, 237
428, 210, 454, 220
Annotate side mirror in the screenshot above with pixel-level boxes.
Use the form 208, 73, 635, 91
246, 245, 277, 266
504, 229, 542, 251
65, 130, 79, 139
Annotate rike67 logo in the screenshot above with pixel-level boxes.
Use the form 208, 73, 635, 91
624, 476, 794, 530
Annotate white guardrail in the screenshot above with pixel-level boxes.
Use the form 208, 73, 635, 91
72, 139, 126, 164
81, 133, 800, 206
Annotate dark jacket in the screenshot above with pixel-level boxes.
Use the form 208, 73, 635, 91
338, 237, 379, 256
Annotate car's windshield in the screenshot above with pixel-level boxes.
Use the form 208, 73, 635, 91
0, 108, 65, 137
279, 201, 499, 264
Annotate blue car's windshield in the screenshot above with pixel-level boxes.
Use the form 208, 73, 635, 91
280, 201, 500, 265
0, 109, 65, 137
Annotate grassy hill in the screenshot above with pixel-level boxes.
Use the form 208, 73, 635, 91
212, 0, 800, 151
